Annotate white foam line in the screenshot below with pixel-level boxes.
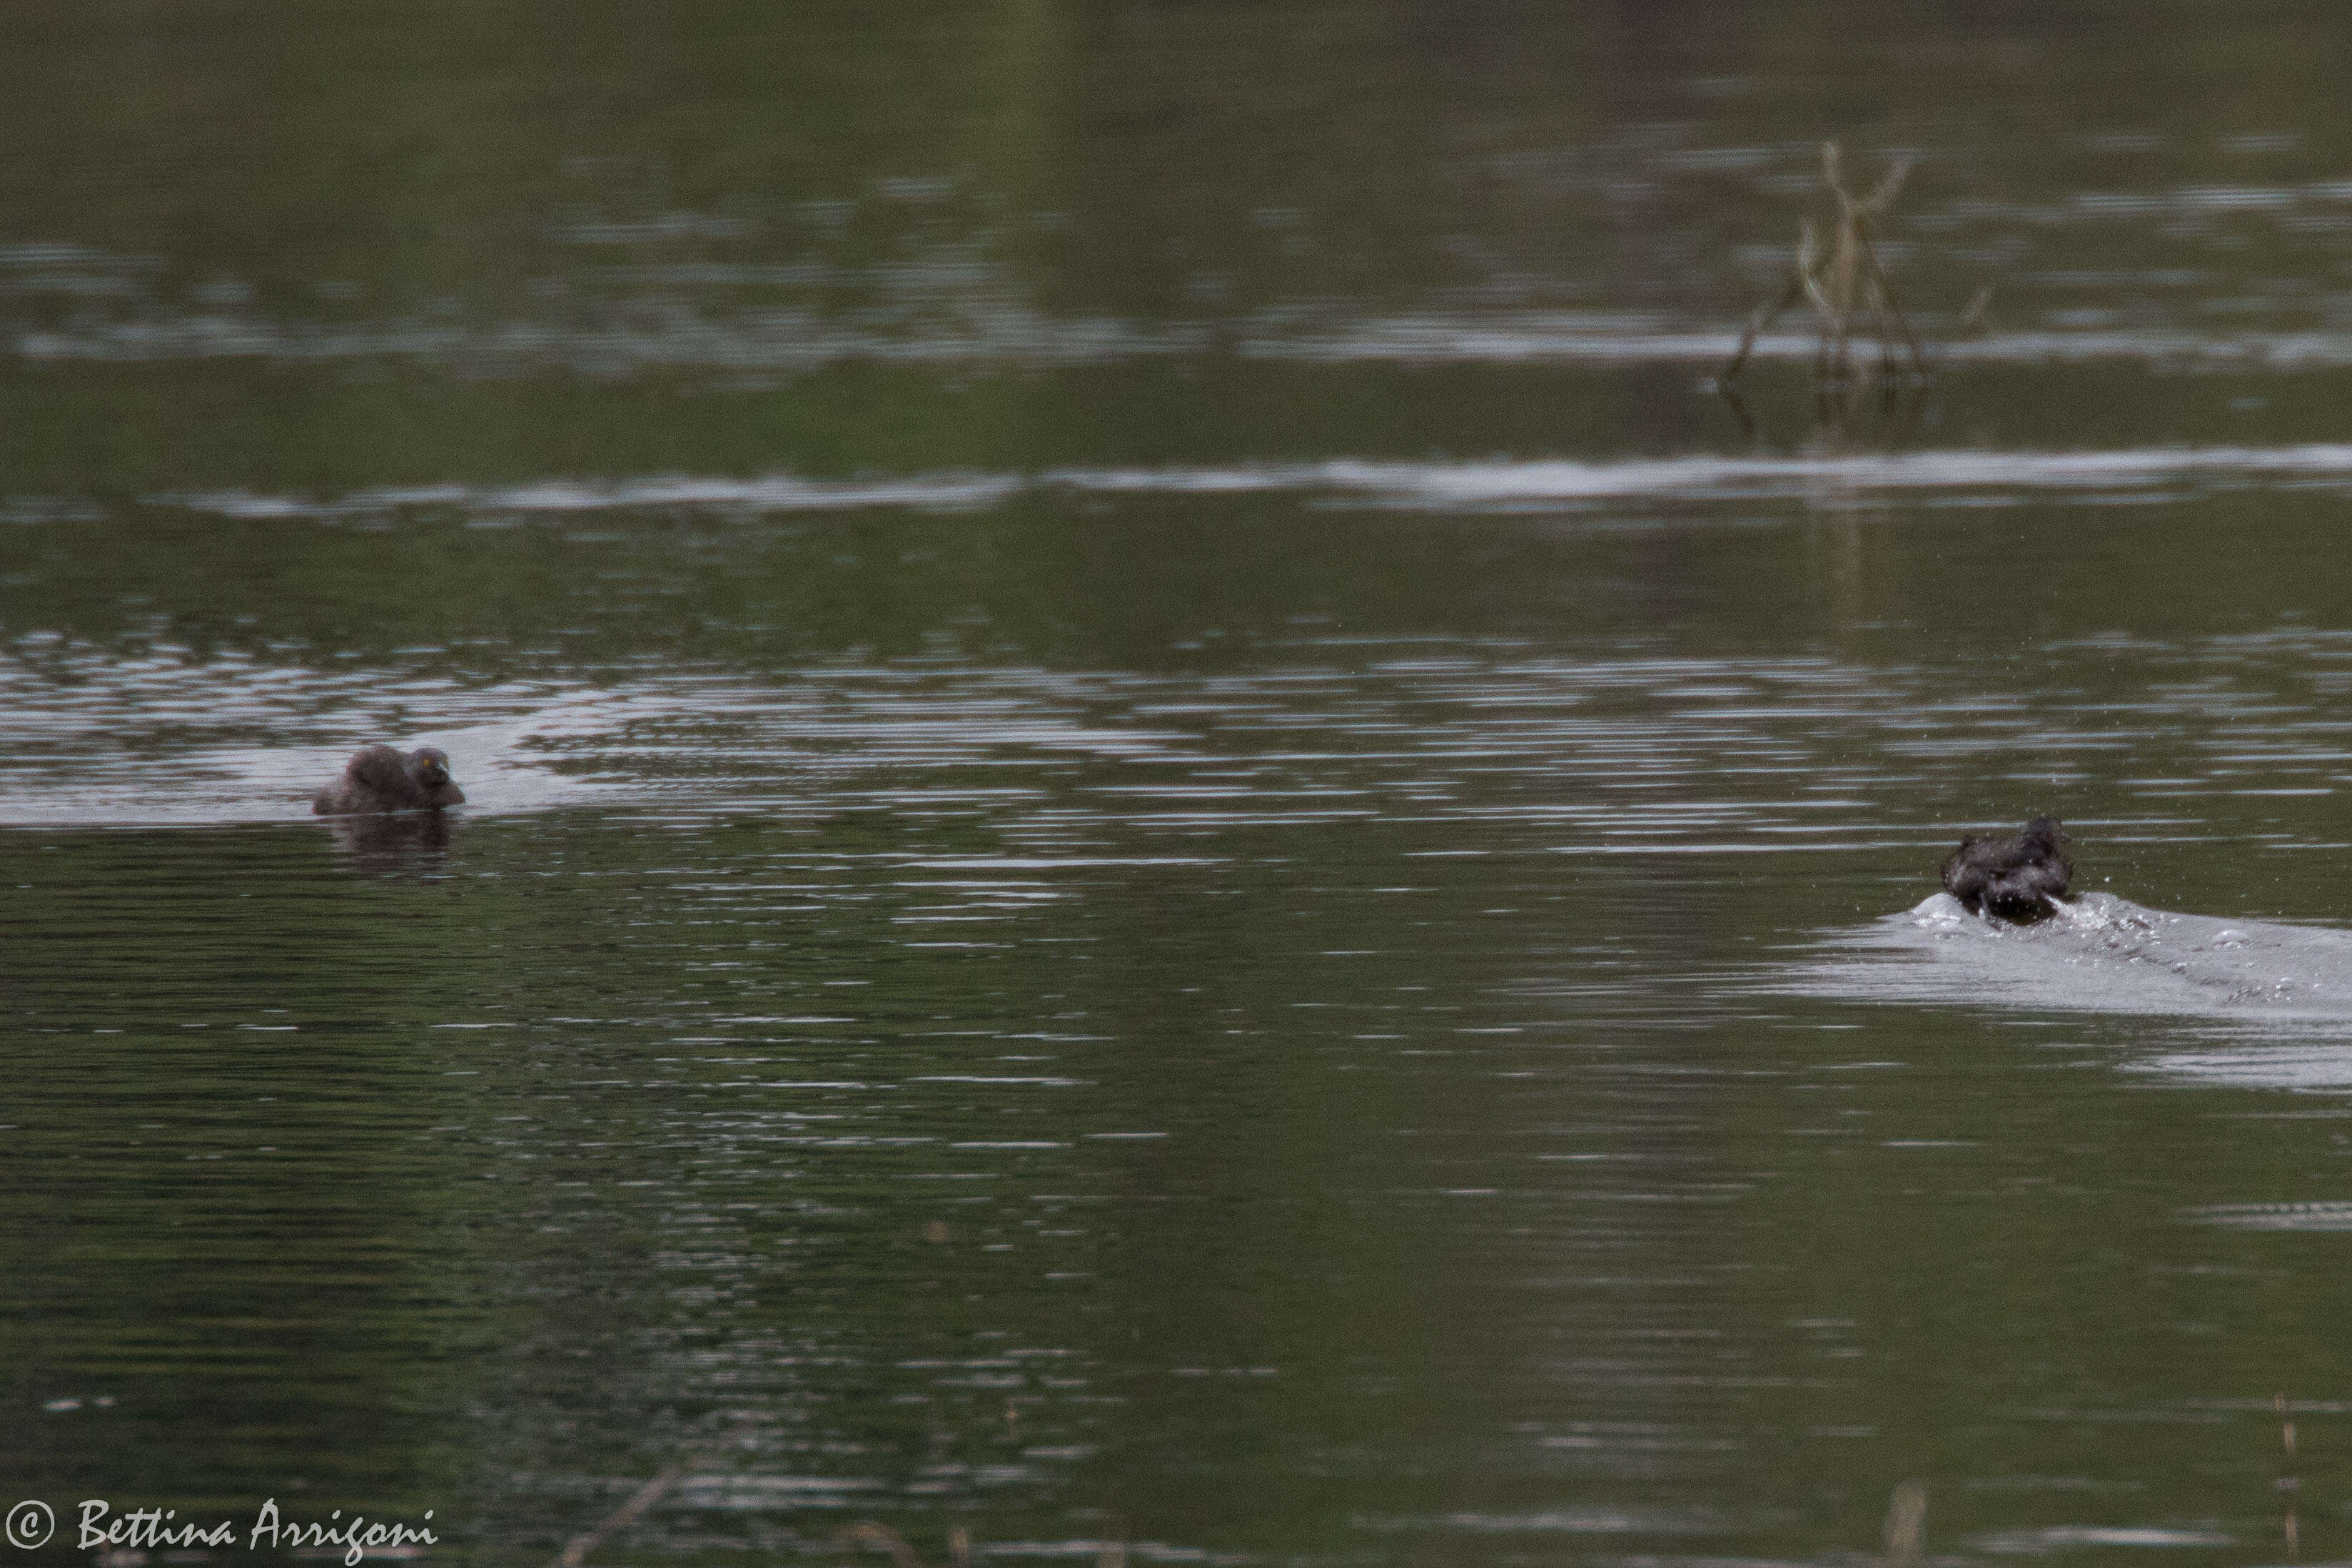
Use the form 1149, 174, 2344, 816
161, 472, 1024, 520
1273, 320, 2352, 368
141, 442, 2352, 522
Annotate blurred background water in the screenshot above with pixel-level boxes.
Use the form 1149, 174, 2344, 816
13, 2, 2352, 1564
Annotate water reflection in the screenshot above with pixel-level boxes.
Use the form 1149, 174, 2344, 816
17, 561, 2352, 1560
14, 131, 2352, 382
321, 809, 455, 875
21, 2, 2352, 1563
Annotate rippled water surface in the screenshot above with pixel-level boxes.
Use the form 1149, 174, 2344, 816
18, 4, 2352, 1566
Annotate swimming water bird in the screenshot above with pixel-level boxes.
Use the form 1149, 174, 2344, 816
1939, 816, 2072, 921
312, 745, 465, 816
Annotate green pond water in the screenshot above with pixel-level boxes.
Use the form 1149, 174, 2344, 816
13, 4, 2352, 1564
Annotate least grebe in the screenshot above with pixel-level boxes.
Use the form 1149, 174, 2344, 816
313, 744, 465, 816
1940, 815, 2071, 921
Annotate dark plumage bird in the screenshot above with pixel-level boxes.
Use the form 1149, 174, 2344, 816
313, 745, 465, 816
1940, 816, 2072, 921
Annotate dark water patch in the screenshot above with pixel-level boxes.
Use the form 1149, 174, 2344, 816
16, 810, 2352, 1562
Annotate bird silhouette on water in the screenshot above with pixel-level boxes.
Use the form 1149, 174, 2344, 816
1940, 816, 2072, 921
313, 745, 464, 816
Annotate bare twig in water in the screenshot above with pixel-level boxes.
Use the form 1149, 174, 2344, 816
1715, 383, 1759, 442
1719, 270, 1806, 388
550, 1462, 690, 1568
1882, 1480, 1927, 1568
1717, 141, 1939, 400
